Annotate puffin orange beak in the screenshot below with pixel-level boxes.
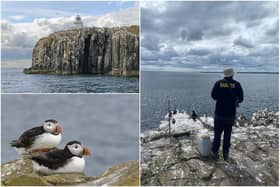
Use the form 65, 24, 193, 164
55, 124, 62, 134
82, 146, 91, 156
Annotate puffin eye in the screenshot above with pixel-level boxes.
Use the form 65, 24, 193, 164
75, 145, 78, 149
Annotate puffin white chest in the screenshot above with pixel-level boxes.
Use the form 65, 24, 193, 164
32, 156, 85, 174
56, 156, 85, 173
31, 133, 62, 150
14, 133, 62, 155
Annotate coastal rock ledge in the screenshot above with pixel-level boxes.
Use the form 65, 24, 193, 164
24, 26, 139, 76
141, 109, 279, 186
1, 159, 139, 186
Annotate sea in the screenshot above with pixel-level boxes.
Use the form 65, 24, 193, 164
1, 67, 139, 93
141, 71, 279, 132
1, 94, 139, 176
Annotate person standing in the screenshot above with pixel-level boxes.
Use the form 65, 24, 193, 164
211, 68, 243, 161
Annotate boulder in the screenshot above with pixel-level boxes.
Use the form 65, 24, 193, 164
1, 159, 139, 186
24, 26, 139, 77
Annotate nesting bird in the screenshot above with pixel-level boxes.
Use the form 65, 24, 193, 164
10, 119, 62, 155
31, 141, 91, 174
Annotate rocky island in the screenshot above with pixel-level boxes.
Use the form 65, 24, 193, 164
24, 26, 139, 76
141, 109, 279, 186
1, 159, 139, 186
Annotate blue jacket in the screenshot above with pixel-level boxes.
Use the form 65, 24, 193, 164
211, 77, 244, 118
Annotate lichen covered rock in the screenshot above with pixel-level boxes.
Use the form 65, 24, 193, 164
141, 109, 279, 186
1, 158, 139, 186
24, 26, 139, 76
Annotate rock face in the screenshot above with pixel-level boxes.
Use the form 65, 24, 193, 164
24, 26, 139, 76
1, 159, 139, 186
141, 109, 279, 186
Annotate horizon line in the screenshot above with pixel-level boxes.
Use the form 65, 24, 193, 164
141, 70, 279, 74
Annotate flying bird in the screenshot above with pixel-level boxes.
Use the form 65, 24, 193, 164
31, 140, 91, 174
10, 119, 62, 155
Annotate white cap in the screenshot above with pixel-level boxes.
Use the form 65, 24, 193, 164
224, 68, 234, 77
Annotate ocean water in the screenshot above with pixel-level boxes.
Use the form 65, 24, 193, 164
1, 94, 139, 176
141, 71, 279, 132
1, 68, 139, 93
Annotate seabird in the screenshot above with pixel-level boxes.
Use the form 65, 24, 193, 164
10, 119, 62, 155
31, 140, 90, 174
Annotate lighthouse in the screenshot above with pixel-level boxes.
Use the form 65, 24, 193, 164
74, 15, 83, 29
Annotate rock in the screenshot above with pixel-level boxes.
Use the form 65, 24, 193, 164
85, 160, 139, 186
1, 158, 139, 186
141, 109, 279, 186
250, 108, 279, 128
24, 26, 139, 77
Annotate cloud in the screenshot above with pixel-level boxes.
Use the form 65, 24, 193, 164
1, 5, 139, 60
141, 1, 278, 72
234, 36, 254, 48
8, 15, 26, 21
141, 35, 160, 51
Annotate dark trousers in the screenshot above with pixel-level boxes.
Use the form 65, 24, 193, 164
212, 117, 234, 154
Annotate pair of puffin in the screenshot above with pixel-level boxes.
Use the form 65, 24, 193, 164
10, 119, 90, 174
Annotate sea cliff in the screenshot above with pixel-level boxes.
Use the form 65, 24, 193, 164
24, 26, 139, 76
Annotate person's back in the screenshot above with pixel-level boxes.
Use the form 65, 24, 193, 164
211, 77, 243, 118
211, 68, 244, 161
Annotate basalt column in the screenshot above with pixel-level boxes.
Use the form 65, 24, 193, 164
79, 34, 91, 73
26, 26, 139, 76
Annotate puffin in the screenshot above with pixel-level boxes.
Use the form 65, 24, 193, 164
10, 119, 62, 155
191, 110, 198, 121
31, 140, 91, 174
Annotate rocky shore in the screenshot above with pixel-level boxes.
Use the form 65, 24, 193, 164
1, 159, 139, 186
24, 26, 139, 76
141, 109, 279, 186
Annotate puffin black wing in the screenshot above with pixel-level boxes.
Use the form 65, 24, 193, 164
31, 149, 73, 170
11, 126, 44, 148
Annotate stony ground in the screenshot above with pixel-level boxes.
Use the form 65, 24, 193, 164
141, 109, 279, 186
1, 158, 139, 186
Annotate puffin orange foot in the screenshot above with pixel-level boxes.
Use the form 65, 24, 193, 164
31, 148, 50, 154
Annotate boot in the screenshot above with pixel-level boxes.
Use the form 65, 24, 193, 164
212, 151, 219, 161
223, 151, 229, 161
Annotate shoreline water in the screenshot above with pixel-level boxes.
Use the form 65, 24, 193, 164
2, 67, 139, 93
141, 108, 278, 132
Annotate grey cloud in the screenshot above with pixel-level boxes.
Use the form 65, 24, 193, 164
180, 28, 203, 41
234, 36, 254, 48
188, 48, 211, 56
142, 35, 160, 51
141, 1, 278, 71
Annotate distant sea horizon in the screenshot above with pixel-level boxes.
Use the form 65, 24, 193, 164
141, 71, 278, 132
141, 70, 279, 74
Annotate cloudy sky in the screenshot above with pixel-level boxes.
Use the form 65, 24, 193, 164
141, 1, 278, 72
1, 1, 139, 61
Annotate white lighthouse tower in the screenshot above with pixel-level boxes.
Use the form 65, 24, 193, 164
74, 15, 83, 29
